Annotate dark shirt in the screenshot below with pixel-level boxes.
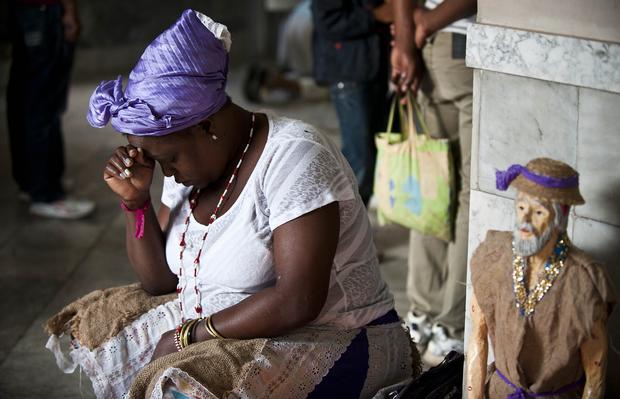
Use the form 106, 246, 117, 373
312, 0, 390, 85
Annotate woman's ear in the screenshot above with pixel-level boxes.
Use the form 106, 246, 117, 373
199, 120, 218, 140
198, 120, 211, 134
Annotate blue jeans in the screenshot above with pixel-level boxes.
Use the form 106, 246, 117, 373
330, 81, 388, 204
7, 2, 73, 202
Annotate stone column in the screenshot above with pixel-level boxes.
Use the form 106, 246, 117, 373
464, 0, 620, 396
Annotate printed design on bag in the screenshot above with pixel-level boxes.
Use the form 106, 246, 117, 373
389, 179, 396, 208
403, 176, 422, 215
419, 152, 442, 198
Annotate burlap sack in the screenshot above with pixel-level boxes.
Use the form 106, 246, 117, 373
128, 337, 269, 399
44, 283, 176, 349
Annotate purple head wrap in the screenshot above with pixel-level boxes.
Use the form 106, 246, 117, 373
87, 10, 230, 136
495, 164, 579, 191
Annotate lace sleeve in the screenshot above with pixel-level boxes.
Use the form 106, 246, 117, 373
261, 138, 356, 231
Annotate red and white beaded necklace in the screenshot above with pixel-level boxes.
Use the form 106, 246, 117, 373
176, 113, 256, 321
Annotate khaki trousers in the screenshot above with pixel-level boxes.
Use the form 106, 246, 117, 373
407, 32, 473, 339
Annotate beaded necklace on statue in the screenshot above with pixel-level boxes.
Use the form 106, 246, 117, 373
511, 233, 569, 317
177, 113, 256, 322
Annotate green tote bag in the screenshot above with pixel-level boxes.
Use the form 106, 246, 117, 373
373, 94, 455, 241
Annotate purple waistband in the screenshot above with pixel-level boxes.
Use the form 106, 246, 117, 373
495, 164, 579, 191
496, 368, 585, 399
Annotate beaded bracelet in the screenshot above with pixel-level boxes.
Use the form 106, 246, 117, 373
173, 325, 183, 352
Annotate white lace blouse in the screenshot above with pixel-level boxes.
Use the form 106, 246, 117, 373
161, 114, 394, 329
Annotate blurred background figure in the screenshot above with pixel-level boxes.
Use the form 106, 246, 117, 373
243, 0, 328, 104
391, 0, 477, 366
312, 0, 393, 205
6, 0, 94, 219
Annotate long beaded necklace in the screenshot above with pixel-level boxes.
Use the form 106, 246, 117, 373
511, 233, 569, 317
177, 113, 256, 322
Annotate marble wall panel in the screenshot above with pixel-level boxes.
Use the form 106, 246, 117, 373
467, 24, 620, 94
576, 88, 620, 226
464, 190, 514, 368
477, 0, 620, 45
470, 70, 483, 192
467, 190, 515, 264
572, 217, 620, 397
477, 72, 578, 197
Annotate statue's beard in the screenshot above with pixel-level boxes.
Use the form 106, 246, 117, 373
513, 222, 554, 257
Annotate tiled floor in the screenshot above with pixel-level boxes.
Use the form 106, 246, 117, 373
0, 70, 411, 397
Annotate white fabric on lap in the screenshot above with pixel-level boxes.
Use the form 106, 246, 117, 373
62, 300, 181, 398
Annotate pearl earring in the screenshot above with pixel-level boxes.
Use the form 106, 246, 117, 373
211, 134, 218, 140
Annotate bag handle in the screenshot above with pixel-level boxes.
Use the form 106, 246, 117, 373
385, 95, 399, 144
393, 92, 414, 141
414, 101, 432, 139
405, 91, 432, 140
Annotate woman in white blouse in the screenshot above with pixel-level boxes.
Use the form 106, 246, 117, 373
55, 9, 418, 399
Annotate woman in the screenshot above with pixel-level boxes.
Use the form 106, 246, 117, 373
47, 10, 417, 398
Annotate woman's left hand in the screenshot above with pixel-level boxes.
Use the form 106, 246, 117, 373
150, 329, 178, 363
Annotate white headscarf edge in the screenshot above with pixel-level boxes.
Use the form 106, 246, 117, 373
194, 10, 232, 52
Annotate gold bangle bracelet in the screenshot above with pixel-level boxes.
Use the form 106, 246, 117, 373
207, 314, 225, 339
204, 316, 217, 338
203, 316, 217, 338
179, 320, 189, 349
180, 318, 198, 348
187, 318, 200, 346
180, 320, 190, 348
186, 319, 198, 347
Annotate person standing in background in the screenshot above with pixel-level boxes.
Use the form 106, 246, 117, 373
391, 0, 476, 365
7, 0, 94, 219
244, 0, 329, 105
312, 0, 394, 205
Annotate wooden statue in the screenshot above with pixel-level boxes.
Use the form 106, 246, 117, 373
466, 158, 616, 398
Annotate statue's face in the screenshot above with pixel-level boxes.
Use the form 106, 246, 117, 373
513, 192, 556, 256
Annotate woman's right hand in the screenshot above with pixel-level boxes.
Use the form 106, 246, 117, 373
103, 145, 155, 208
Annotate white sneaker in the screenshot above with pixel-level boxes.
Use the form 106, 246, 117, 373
424, 324, 464, 367
30, 198, 95, 220
405, 311, 433, 348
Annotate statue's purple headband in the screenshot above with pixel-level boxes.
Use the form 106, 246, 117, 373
495, 164, 579, 191
87, 10, 230, 136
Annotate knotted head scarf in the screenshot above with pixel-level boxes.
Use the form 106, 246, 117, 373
87, 10, 231, 136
